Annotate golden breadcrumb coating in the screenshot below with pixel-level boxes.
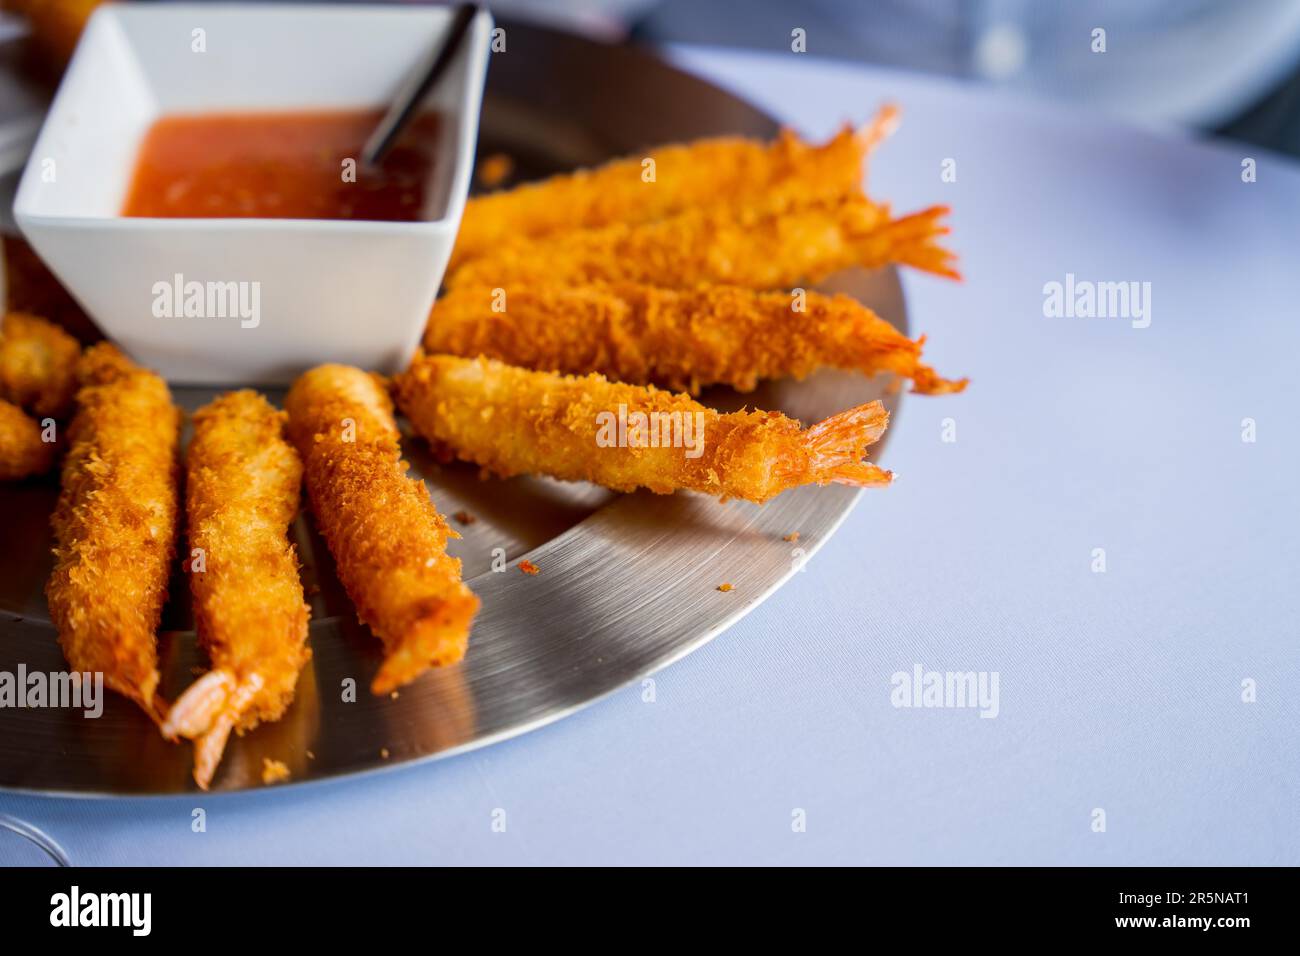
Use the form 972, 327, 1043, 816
160, 390, 310, 790
449, 112, 895, 270
0, 398, 55, 479
426, 282, 967, 395
261, 757, 291, 785
45, 343, 180, 720
394, 354, 892, 504
0, 311, 81, 418
284, 364, 478, 694
447, 198, 957, 292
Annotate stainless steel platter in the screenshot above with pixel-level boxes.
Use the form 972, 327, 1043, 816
0, 20, 907, 794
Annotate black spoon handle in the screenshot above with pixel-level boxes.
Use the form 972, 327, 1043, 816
361, 2, 480, 168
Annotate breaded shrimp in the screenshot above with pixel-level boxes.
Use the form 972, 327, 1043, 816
284, 364, 478, 694
394, 354, 892, 504
447, 198, 957, 292
449, 110, 897, 270
426, 282, 967, 395
0, 311, 81, 418
161, 390, 310, 790
45, 344, 180, 720
0, 398, 55, 479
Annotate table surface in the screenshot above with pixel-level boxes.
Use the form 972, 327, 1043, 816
2, 46, 1297, 866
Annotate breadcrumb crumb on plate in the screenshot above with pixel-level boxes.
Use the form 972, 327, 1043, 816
476, 152, 514, 189
261, 758, 291, 785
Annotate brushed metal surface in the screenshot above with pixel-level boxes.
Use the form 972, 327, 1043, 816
0, 21, 907, 794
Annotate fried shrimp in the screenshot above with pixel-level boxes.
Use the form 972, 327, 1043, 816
161, 390, 310, 790
0, 398, 55, 480
426, 282, 967, 395
447, 198, 957, 292
449, 110, 897, 269
0, 311, 81, 418
284, 364, 478, 694
46, 344, 180, 720
394, 354, 892, 504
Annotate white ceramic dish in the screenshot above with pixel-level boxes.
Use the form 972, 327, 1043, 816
13, 2, 492, 384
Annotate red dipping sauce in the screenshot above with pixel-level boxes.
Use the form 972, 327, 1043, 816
121, 109, 440, 221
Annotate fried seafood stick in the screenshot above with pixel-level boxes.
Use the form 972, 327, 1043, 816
46, 344, 180, 719
0, 311, 81, 418
0, 398, 55, 479
447, 198, 957, 292
161, 391, 310, 790
427, 282, 967, 395
449, 109, 898, 269
395, 354, 892, 505
284, 365, 478, 694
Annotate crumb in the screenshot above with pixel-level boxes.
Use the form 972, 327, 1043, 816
783, 532, 800, 543
716, 583, 733, 592
477, 152, 514, 188
453, 510, 477, 525
306, 750, 315, 760
390, 690, 399, 700
518, 559, 540, 575
261, 758, 291, 785
380, 747, 390, 759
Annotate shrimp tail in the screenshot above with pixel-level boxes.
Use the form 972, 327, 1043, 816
191, 716, 237, 792
800, 401, 894, 488
855, 103, 901, 154
370, 590, 480, 696
162, 669, 263, 790
856, 204, 961, 280
161, 669, 235, 740
911, 363, 969, 395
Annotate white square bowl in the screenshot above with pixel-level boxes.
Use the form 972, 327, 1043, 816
13, 2, 492, 384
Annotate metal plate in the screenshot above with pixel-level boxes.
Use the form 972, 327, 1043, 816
0, 20, 907, 794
